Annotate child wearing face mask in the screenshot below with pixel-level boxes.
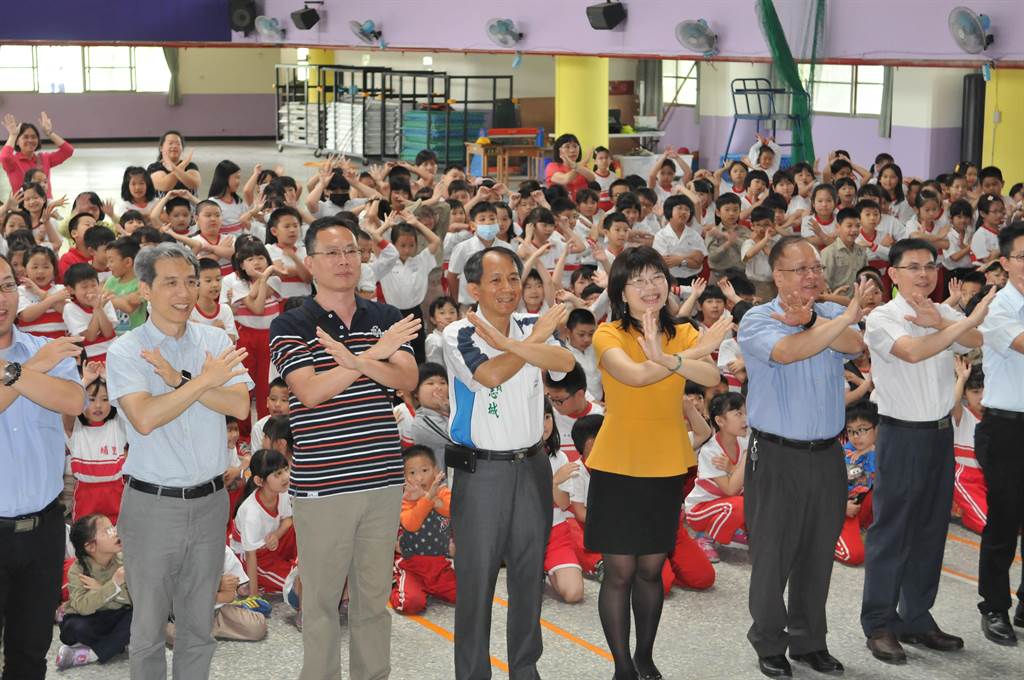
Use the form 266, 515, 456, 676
446, 202, 516, 307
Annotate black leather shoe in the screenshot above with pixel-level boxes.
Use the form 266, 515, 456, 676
790, 649, 844, 673
631, 657, 663, 680
899, 628, 964, 651
1014, 602, 1024, 628
866, 630, 907, 664
981, 611, 1018, 646
757, 654, 792, 678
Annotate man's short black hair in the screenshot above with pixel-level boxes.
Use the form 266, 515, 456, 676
888, 238, 938, 267
303, 214, 359, 253
998, 221, 1024, 258
768, 234, 808, 270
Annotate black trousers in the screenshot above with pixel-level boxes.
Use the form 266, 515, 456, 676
861, 421, 954, 635
745, 435, 847, 657
60, 608, 133, 663
976, 412, 1024, 614
400, 305, 426, 365
0, 498, 65, 680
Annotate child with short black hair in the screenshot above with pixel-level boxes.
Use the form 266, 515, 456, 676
801, 184, 839, 249
231, 449, 297, 594
58, 514, 132, 670
565, 307, 602, 400
190, 257, 238, 342
741, 206, 779, 301
952, 357, 986, 534
118, 210, 146, 236
390, 445, 456, 614
251, 377, 291, 455
943, 199, 975, 278
103, 236, 146, 334
835, 400, 878, 565
148, 189, 197, 236
706, 193, 747, 280
265, 206, 312, 299
16, 244, 68, 338
62, 263, 117, 363
58, 213, 100, 280
425, 295, 458, 368
820, 207, 868, 292
84, 226, 115, 283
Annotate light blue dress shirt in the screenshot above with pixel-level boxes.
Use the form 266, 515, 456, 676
105, 320, 254, 487
0, 328, 84, 516
980, 282, 1024, 412
738, 298, 856, 440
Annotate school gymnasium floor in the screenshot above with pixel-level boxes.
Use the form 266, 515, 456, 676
37, 143, 1024, 679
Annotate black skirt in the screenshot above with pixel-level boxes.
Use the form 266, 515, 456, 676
584, 469, 685, 555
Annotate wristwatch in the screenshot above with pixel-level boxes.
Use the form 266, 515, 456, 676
2, 361, 23, 387
801, 309, 818, 330
174, 369, 192, 389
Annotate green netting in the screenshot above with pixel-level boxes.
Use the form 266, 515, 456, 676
755, 0, 825, 163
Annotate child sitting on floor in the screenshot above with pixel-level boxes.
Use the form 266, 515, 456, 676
835, 400, 878, 565
545, 401, 585, 604
57, 514, 132, 670
952, 357, 986, 534
685, 392, 749, 562
390, 445, 457, 615
231, 449, 297, 594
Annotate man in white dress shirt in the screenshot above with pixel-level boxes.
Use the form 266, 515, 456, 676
860, 238, 992, 664
977, 222, 1024, 645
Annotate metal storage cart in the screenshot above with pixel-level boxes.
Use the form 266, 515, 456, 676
274, 63, 322, 154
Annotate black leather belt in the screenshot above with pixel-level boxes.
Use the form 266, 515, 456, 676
125, 475, 224, 499
474, 442, 544, 462
986, 407, 1024, 421
879, 415, 951, 430
751, 428, 838, 451
0, 496, 61, 534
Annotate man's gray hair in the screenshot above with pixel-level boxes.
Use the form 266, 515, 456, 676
134, 242, 199, 285
464, 247, 523, 285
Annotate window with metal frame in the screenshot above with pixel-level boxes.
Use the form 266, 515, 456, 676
0, 45, 169, 93
797, 64, 885, 116
662, 60, 698, 106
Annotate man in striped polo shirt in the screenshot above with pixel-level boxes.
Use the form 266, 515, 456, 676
270, 215, 421, 680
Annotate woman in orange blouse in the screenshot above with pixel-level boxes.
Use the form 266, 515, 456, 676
585, 247, 730, 680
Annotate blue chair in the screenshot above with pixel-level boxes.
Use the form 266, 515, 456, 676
721, 78, 808, 167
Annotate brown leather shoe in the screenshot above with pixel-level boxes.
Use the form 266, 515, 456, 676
899, 629, 964, 651
866, 630, 907, 664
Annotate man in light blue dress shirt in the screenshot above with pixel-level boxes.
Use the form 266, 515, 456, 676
977, 222, 1024, 645
738, 236, 867, 678
106, 244, 252, 680
0, 254, 86, 680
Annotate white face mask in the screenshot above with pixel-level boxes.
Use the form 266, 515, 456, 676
476, 224, 499, 241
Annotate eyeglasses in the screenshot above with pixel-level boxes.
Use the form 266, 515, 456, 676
1006, 253, 1024, 262
846, 427, 874, 438
891, 263, 939, 274
0, 281, 17, 294
308, 248, 360, 261
625, 274, 668, 289
776, 265, 824, 277
546, 393, 572, 406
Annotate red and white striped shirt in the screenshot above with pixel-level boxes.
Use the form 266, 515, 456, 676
17, 283, 67, 338
196, 232, 235, 276
62, 300, 118, 362
211, 197, 249, 238
67, 416, 128, 483
266, 243, 312, 299
953, 406, 981, 468
684, 433, 748, 512
222, 273, 282, 330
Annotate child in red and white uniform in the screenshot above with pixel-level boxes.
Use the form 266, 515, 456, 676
190, 258, 238, 342
231, 449, 297, 594
685, 393, 749, 556
209, 160, 250, 238
543, 364, 604, 462
16, 245, 68, 338
800, 184, 838, 250
952, 357, 987, 534
592, 147, 618, 212
835, 402, 877, 566
544, 404, 585, 604
61, 263, 117, 363
390, 446, 457, 615
61, 362, 127, 523
224, 238, 284, 420
265, 207, 312, 300
192, 200, 236, 276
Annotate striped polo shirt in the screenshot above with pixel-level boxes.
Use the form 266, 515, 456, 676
269, 295, 412, 498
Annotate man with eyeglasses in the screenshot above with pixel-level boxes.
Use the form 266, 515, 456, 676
738, 235, 869, 678
860, 238, 993, 665
976, 222, 1024, 645
269, 215, 421, 680
0, 254, 85, 680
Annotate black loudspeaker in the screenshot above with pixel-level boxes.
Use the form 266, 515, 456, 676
586, 2, 627, 30
291, 7, 321, 30
960, 73, 985, 168
230, 0, 257, 33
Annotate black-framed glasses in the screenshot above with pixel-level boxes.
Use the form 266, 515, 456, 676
776, 265, 824, 277
1006, 253, 1024, 262
890, 263, 939, 274
0, 281, 17, 294
308, 248, 360, 260
846, 426, 875, 438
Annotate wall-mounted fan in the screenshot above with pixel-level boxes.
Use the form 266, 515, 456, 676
350, 20, 387, 49
675, 19, 718, 58
948, 7, 994, 54
255, 16, 286, 42
486, 18, 524, 68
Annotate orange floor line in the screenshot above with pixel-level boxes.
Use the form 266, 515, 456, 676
391, 605, 510, 673
946, 532, 1021, 564
492, 596, 613, 662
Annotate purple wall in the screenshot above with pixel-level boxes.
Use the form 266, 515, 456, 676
234, 0, 1023, 64
660, 107, 960, 179
3, 0, 229, 42
0, 93, 275, 139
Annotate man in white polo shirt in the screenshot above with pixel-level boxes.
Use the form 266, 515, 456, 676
443, 246, 574, 680
653, 195, 707, 285
860, 238, 992, 664
977, 221, 1024, 645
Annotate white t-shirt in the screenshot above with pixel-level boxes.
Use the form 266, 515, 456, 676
684, 434, 747, 512
216, 546, 249, 610
221, 273, 283, 330
66, 416, 128, 483
800, 214, 837, 241
190, 302, 239, 342
380, 248, 435, 310
232, 491, 293, 553
548, 450, 574, 527
265, 243, 312, 299
953, 405, 981, 467
944, 228, 975, 270
653, 225, 707, 279
740, 237, 775, 282
971, 227, 1000, 262
448, 236, 516, 305
16, 283, 67, 337
211, 197, 249, 237
425, 329, 446, 369
568, 345, 603, 402
716, 338, 744, 393
62, 300, 118, 359
552, 399, 604, 461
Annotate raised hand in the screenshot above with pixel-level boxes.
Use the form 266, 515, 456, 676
2, 113, 18, 136
38, 111, 54, 136
369, 314, 422, 359
639, 307, 667, 364
902, 292, 943, 329
140, 347, 182, 387
316, 327, 361, 370
426, 470, 446, 500
966, 285, 996, 326
689, 277, 707, 301
553, 461, 580, 485
691, 312, 733, 358
25, 335, 85, 373
771, 289, 815, 327
200, 346, 249, 387
947, 277, 963, 304
954, 354, 972, 381
81, 360, 105, 386
528, 302, 570, 343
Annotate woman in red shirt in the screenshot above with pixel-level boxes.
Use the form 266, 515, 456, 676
1, 112, 74, 198
545, 133, 597, 196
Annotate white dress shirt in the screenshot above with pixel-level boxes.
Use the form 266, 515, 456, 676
980, 281, 1024, 411
380, 248, 436, 310
865, 295, 969, 421
653, 224, 707, 279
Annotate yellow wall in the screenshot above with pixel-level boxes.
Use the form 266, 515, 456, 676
178, 47, 280, 94
554, 56, 609, 154
982, 69, 1024, 184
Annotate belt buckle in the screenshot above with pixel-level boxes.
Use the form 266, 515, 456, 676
14, 517, 37, 533
514, 450, 526, 461
938, 418, 950, 430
